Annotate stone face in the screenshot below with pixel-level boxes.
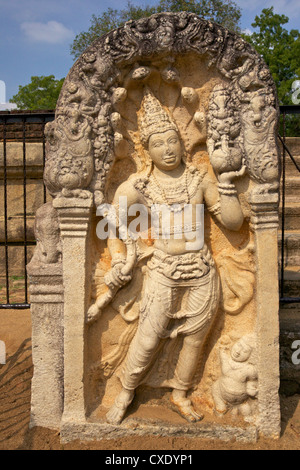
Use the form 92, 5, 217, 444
28, 12, 281, 442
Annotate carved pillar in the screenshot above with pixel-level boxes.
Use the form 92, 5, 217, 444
27, 262, 64, 429
53, 195, 93, 424
250, 192, 281, 438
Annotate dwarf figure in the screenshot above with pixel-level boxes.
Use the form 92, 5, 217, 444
212, 334, 258, 418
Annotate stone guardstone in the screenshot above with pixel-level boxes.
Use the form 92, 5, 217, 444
27, 12, 281, 443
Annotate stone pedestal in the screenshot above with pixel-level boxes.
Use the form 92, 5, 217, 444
52, 195, 93, 425
250, 193, 281, 438
27, 262, 63, 429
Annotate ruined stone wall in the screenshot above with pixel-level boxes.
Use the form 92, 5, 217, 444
0, 111, 53, 284
0, 110, 53, 142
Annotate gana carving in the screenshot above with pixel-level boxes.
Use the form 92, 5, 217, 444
212, 334, 258, 419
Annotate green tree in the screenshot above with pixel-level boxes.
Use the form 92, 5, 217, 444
70, 0, 241, 59
157, 0, 241, 31
243, 7, 300, 106
10, 75, 65, 110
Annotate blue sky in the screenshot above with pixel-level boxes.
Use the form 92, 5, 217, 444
0, 0, 300, 106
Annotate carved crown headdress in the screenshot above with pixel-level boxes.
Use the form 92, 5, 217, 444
138, 88, 179, 146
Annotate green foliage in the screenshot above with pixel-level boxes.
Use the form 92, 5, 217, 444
242, 7, 300, 106
156, 0, 241, 31
279, 114, 300, 138
70, 0, 241, 59
10, 75, 64, 110
70, 3, 156, 59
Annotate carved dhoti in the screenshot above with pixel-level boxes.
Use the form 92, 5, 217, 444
120, 248, 220, 391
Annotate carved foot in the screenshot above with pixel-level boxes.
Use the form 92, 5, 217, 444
106, 389, 134, 425
214, 407, 228, 418
170, 391, 204, 423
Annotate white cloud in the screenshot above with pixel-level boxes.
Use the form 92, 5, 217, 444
242, 28, 253, 36
0, 103, 17, 111
21, 20, 74, 44
237, 0, 299, 16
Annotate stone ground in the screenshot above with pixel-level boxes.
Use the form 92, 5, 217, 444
0, 309, 300, 451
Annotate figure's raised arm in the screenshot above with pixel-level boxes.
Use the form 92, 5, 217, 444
87, 178, 141, 324
218, 348, 232, 374
203, 169, 244, 232
107, 178, 141, 264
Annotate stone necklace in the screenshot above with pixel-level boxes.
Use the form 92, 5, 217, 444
150, 167, 190, 212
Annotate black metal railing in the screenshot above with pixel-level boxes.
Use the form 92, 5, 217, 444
0, 107, 299, 309
0, 111, 55, 308
279, 105, 300, 305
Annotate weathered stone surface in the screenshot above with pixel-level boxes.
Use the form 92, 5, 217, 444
27, 202, 63, 429
285, 177, 300, 202
0, 142, 44, 177
279, 232, 300, 267
0, 110, 52, 142
27, 266, 64, 429
250, 194, 281, 438
0, 145, 47, 238
280, 204, 300, 231
283, 137, 300, 157
60, 417, 258, 444
28, 12, 281, 442
0, 142, 50, 279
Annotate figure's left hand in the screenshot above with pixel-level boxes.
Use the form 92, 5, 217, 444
106, 261, 132, 289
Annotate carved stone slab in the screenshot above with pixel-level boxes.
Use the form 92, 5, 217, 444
28, 12, 281, 443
